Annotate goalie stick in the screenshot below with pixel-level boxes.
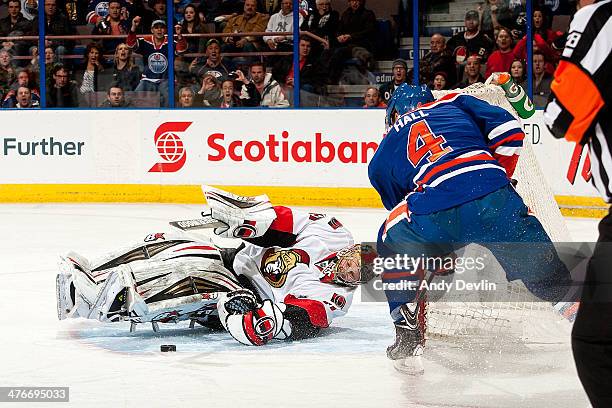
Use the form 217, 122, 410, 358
169, 213, 225, 231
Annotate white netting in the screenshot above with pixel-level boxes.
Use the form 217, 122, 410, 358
426, 83, 572, 342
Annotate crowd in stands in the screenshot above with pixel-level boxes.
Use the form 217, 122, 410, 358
0, 0, 577, 109
375, 0, 573, 108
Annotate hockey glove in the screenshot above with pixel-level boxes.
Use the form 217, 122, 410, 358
203, 186, 277, 239
217, 289, 289, 346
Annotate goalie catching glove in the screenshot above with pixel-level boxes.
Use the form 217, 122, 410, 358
217, 289, 292, 346
202, 186, 277, 239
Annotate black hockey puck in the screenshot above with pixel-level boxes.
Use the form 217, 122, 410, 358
160, 344, 176, 352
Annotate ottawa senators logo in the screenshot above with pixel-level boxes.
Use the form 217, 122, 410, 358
261, 248, 310, 288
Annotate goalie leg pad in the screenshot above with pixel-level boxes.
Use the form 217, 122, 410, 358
88, 265, 136, 322
56, 273, 75, 320
71, 268, 99, 308
56, 273, 96, 320
57, 254, 99, 320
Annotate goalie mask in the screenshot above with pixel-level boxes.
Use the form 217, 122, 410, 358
318, 244, 376, 287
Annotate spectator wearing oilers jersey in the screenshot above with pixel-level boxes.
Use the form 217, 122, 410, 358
86, 0, 111, 26
91, 0, 130, 54
126, 16, 187, 107
544, 1, 612, 406
369, 84, 573, 373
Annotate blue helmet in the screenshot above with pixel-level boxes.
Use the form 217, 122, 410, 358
385, 83, 435, 128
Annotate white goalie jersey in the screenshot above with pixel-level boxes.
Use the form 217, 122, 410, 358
232, 206, 356, 336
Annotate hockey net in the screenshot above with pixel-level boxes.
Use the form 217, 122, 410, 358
425, 83, 572, 343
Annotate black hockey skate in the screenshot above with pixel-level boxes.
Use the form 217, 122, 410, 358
387, 303, 425, 375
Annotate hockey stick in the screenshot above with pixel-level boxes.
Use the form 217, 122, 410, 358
169, 213, 225, 231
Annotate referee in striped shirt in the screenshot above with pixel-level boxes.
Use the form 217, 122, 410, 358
544, 1, 611, 406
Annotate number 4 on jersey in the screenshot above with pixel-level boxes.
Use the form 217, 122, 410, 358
407, 120, 452, 166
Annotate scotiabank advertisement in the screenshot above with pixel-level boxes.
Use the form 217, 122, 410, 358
141, 110, 599, 197
143, 110, 385, 187
0, 109, 601, 199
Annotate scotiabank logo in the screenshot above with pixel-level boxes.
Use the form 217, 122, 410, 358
207, 131, 379, 163
148, 122, 192, 172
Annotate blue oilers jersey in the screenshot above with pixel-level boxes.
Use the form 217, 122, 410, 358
368, 93, 525, 214
126, 33, 187, 81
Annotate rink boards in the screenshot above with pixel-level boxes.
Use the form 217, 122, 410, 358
0, 109, 606, 217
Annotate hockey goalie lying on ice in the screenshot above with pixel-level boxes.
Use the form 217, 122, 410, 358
56, 186, 374, 346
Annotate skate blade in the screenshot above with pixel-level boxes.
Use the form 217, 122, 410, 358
393, 355, 424, 375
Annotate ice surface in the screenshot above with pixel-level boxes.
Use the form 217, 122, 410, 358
0, 204, 597, 408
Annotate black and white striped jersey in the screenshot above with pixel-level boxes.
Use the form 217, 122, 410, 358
544, 0, 612, 202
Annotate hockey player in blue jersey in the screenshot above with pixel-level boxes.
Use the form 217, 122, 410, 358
368, 83, 574, 372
